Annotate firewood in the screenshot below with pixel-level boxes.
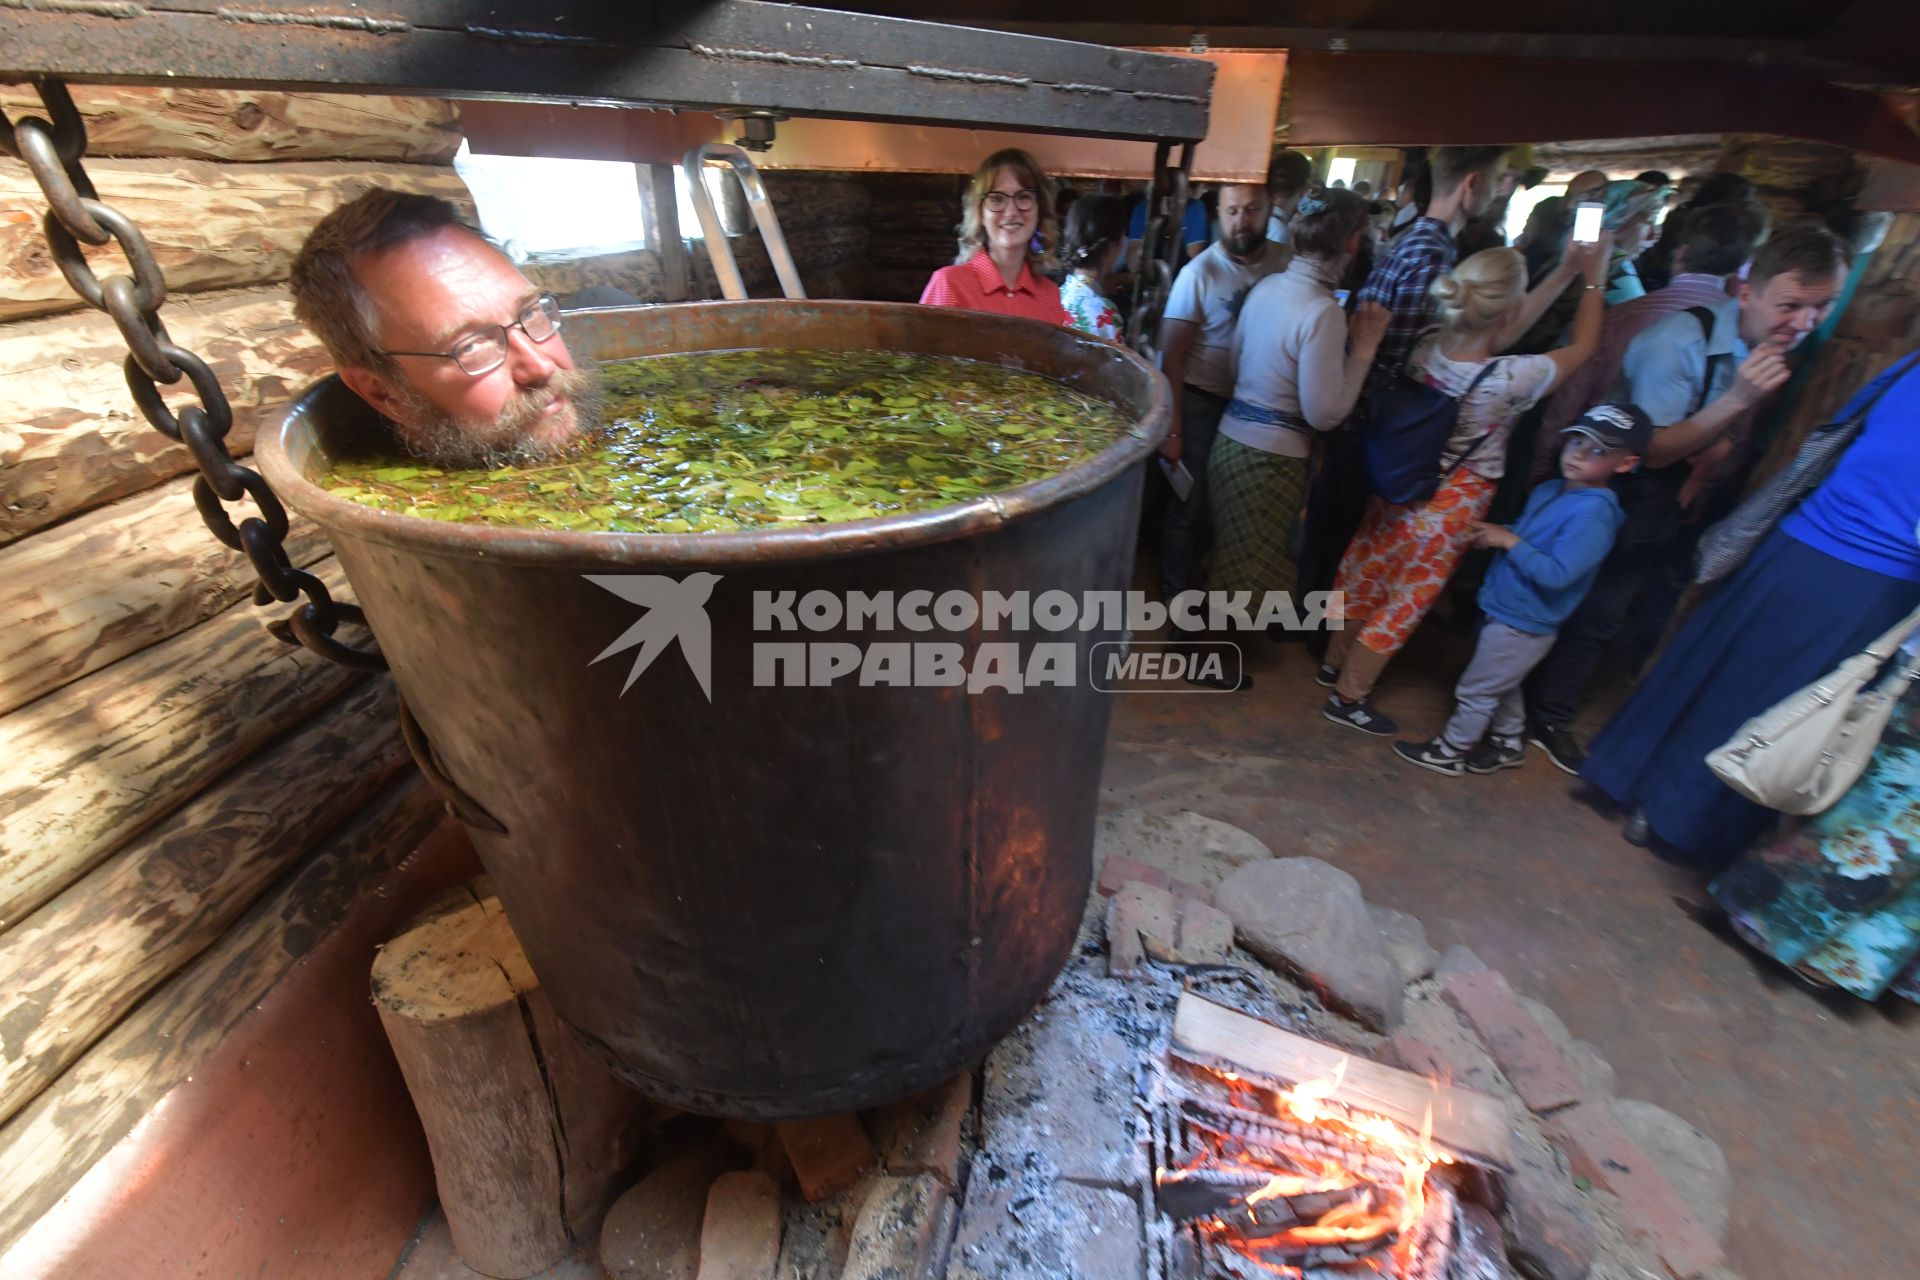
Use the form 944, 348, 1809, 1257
0, 677, 406, 1127
0, 285, 331, 546
0, 558, 364, 928
1170, 994, 1512, 1171
0, 86, 462, 164
0, 778, 454, 1251
372, 878, 650, 1279
0, 158, 474, 321
0, 472, 331, 716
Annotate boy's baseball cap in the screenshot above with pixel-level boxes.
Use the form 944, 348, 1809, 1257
1561, 403, 1653, 455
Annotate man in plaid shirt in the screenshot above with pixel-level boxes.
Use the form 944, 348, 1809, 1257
1295, 146, 1515, 605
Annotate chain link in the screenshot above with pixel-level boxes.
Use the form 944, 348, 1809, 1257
1, 78, 383, 672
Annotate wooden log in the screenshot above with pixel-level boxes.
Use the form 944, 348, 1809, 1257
0, 285, 332, 546
0, 472, 332, 716
1170, 993, 1512, 1171
0, 677, 407, 1127
371, 878, 650, 1278
524, 246, 673, 305
0, 776, 451, 1251
0, 158, 475, 321
0, 557, 367, 929
0, 85, 463, 164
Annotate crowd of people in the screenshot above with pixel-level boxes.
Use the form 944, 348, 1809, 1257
918, 145, 1920, 1004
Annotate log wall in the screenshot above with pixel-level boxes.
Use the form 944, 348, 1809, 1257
0, 85, 470, 1259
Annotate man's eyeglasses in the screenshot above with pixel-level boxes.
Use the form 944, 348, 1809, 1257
983, 189, 1038, 213
383, 294, 563, 376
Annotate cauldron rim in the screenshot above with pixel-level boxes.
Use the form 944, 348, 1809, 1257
259, 298, 1170, 567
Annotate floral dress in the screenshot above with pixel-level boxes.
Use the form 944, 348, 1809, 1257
1060, 273, 1122, 341
1331, 337, 1558, 654
1712, 661, 1920, 1002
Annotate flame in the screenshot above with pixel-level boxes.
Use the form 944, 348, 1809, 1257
1182, 1056, 1455, 1276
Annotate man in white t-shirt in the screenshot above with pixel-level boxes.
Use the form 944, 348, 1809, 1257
1157, 182, 1287, 607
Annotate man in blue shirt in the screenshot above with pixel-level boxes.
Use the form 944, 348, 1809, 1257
1524, 224, 1854, 773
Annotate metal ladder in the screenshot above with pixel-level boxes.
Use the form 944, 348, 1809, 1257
680, 142, 806, 301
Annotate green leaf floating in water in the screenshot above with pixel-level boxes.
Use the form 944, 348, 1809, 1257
323, 348, 1130, 534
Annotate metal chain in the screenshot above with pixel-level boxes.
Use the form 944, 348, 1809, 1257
0, 79, 385, 673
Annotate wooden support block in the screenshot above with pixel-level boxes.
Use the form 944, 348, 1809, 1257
1171, 993, 1512, 1171
775, 1115, 877, 1203
694, 1171, 781, 1280
372, 879, 649, 1279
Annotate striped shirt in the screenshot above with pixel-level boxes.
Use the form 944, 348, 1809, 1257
1356, 216, 1457, 375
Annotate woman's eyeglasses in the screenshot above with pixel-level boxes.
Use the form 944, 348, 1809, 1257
381, 294, 563, 377
983, 190, 1038, 213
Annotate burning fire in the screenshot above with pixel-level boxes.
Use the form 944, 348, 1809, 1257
1158, 1059, 1454, 1278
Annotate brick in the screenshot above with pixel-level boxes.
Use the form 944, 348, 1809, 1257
1106, 880, 1177, 977
1096, 854, 1169, 896
1394, 1000, 1507, 1098
1169, 875, 1211, 906
1441, 970, 1581, 1113
1174, 898, 1234, 963
695, 1171, 781, 1280
776, 1115, 877, 1204
601, 1142, 741, 1280
873, 1071, 972, 1189
840, 1174, 955, 1280
1546, 1103, 1724, 1279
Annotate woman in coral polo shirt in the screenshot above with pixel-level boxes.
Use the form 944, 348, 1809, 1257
920, 148, 1071, 327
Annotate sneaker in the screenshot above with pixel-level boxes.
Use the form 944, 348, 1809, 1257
1313, 662, 1340, 688
1528, 723, 1587, 775
1393, 737, 1465, 777
1323, 695, 1398, 736
1467, 738, 1526, 774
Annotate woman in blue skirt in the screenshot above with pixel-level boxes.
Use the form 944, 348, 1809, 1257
1581, 352, 1920, 873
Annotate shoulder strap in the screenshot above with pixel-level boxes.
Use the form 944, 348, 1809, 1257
1837, 350, 1920, 431
1683, 305, 1716, 340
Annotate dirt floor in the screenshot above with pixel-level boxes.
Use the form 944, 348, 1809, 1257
1099, 620, 1920, 1280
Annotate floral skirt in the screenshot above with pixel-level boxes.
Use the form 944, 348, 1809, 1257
1331, 469, 1497, 655
1712, 680, 1920, 1002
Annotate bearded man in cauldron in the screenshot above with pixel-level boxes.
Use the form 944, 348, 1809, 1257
290, 187, 605, 469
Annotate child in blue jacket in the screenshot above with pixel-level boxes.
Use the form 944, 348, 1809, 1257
1396, 404, 1652, 776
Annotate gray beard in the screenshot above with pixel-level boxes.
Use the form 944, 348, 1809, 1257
390, 363, 608, 470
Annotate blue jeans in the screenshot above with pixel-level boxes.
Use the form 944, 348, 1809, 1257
1160, 387, 1227, 612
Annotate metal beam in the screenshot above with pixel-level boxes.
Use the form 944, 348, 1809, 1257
0, 1, 1212, 142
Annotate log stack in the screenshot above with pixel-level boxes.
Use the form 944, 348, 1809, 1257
0, 84, 472, 1267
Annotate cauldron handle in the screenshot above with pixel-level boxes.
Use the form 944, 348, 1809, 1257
398, 696, 508, 834
681, 142, 806, 301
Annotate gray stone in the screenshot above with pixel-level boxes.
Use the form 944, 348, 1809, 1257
1454, 1201, 1516, 1280
1395, 998, 1509, 1098
1613, 1099, 1732, 1244
947, 1154, 1142, 1280
980, 986, 1142, 1188
601, 1144, 741, 1280
1213, 858, 1403, 1032
773, 1198, 853, 1280
1094, 808, 1272, 896
840, 1174, 955, 1280
1437, 944, 1489, 980
1502, 1140, 1597, 1280
1368, 904, 1440, 983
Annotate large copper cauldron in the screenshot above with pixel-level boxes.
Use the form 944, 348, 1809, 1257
259, 301, 1168, 1118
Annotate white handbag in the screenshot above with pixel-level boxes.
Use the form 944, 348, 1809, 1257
1707, 603, 1920, 815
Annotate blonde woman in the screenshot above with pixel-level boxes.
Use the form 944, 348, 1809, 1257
1322, 240, 1609, 734
919, 148, 1070, 326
